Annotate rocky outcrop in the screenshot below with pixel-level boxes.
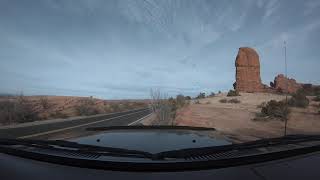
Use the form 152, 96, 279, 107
233, 47, 305, 94
234, 47, 264, 92
271, 74, 302, 93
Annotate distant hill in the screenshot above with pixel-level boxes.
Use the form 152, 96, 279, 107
0, 95, 149, 125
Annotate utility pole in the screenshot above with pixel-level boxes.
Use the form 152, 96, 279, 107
284, 41, 288, 136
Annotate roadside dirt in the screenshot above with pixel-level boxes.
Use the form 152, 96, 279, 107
175, 93, 320, 143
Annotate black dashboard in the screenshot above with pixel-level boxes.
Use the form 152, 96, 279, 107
1, 151, 320, 180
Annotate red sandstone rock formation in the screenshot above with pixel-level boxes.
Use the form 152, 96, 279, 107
271, 74, 302, 93
234, 47, 264, 92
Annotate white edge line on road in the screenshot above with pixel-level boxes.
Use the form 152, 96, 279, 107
0, 108, 147, 130
18, 109, 149, 139
128, 113, 152, 126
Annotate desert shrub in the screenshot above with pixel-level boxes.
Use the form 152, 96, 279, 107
150, 89, 174, 124
109, 103, 121, 112
313, 95, 320, 102
121, 102, 132, 110
168, 97, 181, 120
75, 98, 100, 116
205, 101, 211, 104
227, 90, 240, 97
288, 90, 309, 108
130, 101, 147, 109
168, 97, 177, 111
208, 92, 216, 97
16, 95, 40, 122
0, 95, 39, 124
194, 100, 200, 104
176, 94, 186, 108
257, 102, 267, 108
185, 96, 191, 100
228, 98, 241, 104
0, 100, 16, 124
218, 91, 222, 94
39, 96, 50, 110
219, 99, 227, 103
50, 111, 68, 119
196, 92, 206, 99
219, 98, 240, 104
258, 100, 290, 120
300, 85, 320, 96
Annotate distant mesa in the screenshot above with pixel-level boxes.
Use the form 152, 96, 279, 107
233, 47, 302, 94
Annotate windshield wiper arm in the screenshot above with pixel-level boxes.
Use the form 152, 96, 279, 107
0, 138, 154, 159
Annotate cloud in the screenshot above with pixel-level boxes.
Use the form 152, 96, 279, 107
256, 0, 264, 8
304, 0, 320, 15
262, 0, 280, 20
304, 20, 320, 32
230, 12, 246, 32
259, 19, 320, 50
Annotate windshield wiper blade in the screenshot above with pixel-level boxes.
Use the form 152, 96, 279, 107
86, 125, 216, 131
152, 134, 320, 160
0, 138, 154, 159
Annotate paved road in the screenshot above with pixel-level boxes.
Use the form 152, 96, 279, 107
0, 108, 151, 140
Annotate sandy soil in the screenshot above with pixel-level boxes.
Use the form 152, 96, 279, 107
175, 93, 320, 143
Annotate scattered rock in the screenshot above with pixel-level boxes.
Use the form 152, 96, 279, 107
272, 74, 302, 93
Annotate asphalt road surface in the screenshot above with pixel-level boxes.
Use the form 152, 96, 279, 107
0, 108, 151, 140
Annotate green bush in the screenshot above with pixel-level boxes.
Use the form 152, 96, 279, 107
259, 100, 290, 120
196, 92, 206, 99
219, 99, 227, 103
208, 92, 216, 97
288, 90, 309, 108
227, 90, 240, 97
228, 98, 241, 104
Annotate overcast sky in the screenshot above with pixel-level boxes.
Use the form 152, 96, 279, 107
0, 0, 319, 99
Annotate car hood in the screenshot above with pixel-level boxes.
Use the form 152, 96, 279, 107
71, 128, 231, 154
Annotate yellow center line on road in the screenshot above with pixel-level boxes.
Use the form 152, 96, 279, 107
18, 109, 150, 139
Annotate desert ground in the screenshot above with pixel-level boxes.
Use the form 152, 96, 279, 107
174, 93, 320, 143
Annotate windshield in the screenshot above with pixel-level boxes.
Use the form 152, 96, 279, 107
0, 0, 319, 148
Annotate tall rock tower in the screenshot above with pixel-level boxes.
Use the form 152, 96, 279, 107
234, 47, 263, 92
